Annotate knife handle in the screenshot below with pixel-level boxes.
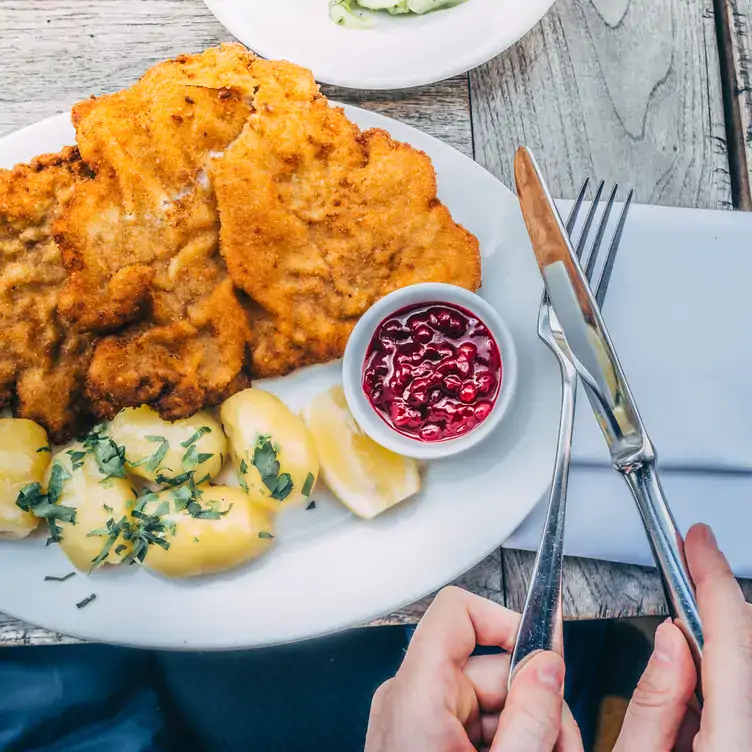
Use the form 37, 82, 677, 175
621, 462, 704, 684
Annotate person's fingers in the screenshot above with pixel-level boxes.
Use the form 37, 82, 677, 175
369, 678, 393, 717
405, 587, 521, 668
463, 653, 511, 713
685, 523, 752, 750
490, 651, 565, 751
612, 621, 696, 751
480, 713, 500, 747
556, 702, 584, 751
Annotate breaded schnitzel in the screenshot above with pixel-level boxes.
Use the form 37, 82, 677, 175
209, 60, 480, 377
39, 43, 479, 422
0, 148, 93, 442
56, 45, 256, 420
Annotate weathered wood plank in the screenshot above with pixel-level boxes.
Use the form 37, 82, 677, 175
0, 0, 487, 645
469, 0, 735, 618
724, 0, 752, 205
471, 0, 731, 209
0, 0, 471, 156
504, 549, 752, 619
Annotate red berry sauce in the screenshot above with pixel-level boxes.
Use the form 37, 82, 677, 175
362, 303, 502, 442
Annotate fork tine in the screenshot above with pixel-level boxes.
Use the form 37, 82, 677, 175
575, 179, 605, 261
594, 189, 633, 305
565, 178, 589, 235
584, 183, 618, 283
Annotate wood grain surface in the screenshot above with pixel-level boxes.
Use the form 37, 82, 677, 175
724, 0, 752, 205
0, 0, 749, 646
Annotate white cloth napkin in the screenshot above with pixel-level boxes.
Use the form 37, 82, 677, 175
504, 204, 752, 577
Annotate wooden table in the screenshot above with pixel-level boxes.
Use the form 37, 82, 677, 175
2, 0, 751, 646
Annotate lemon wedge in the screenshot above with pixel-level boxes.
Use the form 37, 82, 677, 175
303, 386, 420, 519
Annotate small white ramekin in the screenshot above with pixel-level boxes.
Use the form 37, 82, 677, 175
342, 283, 518, 460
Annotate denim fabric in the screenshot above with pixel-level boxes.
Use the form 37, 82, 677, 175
0, 645, 164, 752
0, 623, 602, 751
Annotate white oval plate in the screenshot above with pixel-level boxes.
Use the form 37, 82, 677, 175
0, 107, 558, 649
203, 0, 555, 89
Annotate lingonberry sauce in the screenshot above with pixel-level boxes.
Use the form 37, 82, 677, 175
362, 303, 502, 442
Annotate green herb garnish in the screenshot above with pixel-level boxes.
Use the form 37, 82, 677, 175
129, 435, 169, 475
155, 471, 193, 487
76, 594, 97, 609
88, 516, 132, 569
16, 463, 77, 545
306, 500, 317, 511
258, 531, 274, 539
36, 446, 51, 453
302, 472, 315, 497
103, 504, 113, 514
181, 426, 211, 448
193, 536, 200, 543
181, 444, 213, 471
66, 450, 86, 471
238, 458, 249, 493
44, 572, 76, 582
250, 437, 294, 501
82, 425, 128, 481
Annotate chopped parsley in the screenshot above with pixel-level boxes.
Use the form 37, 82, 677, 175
66, 450, 86, 471
127, 502, 172, 565
36, 446, 51, 453
129, 435, 169, 475
155, 471, 193, 487
250, 436, 293, 501
44, 572, 76, 582
103, 504, 113, 514
86, 489, 174, 568
306, 500, 317, 511
169, 478, 226, 520
76, 594, 97, 609
82, 425, 127, 481
181, 444, 213, 471
88, 516, 132, 569
302, 472, 315, 497
258, 531, 274, 539
180, 426, 211, 448
238, 458, 249, 493
16, 462, 76, 545
193, 536, 200, 543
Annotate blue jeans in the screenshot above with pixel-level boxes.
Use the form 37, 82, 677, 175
0, 623, 603, 751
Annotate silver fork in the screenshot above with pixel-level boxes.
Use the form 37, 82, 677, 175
509, 180, 634, 683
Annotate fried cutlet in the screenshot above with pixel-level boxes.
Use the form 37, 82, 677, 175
55, 44, 257, 420
0, 148, 93, 442
208, 59, 481, 377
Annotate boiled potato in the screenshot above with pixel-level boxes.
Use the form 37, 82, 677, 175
220, 389, 319, 510
142, 485, 275, 578
0, 418, 49, 538
46, 444, 135, 571
110, 406, 226, 485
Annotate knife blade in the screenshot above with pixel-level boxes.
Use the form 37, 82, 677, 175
513, 146, 704, 676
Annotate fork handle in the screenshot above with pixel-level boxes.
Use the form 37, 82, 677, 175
621, 462, 704, 681
509, 365, 576, 686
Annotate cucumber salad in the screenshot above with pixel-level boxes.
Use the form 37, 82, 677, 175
329, 0, 467, 28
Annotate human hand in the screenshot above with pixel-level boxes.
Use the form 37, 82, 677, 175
614, 523, 752, 751
364, 586, 582, 752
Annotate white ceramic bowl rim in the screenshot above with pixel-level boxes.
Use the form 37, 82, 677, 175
342, 283, 518, 460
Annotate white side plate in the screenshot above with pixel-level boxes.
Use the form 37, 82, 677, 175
203, 0, 555, 89
0, 107, 559, 649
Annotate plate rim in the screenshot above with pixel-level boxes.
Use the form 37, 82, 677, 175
201, 0, 556, 90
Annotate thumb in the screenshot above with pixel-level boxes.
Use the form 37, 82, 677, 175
491, 651, 565, 752
613, 621, 696, 752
